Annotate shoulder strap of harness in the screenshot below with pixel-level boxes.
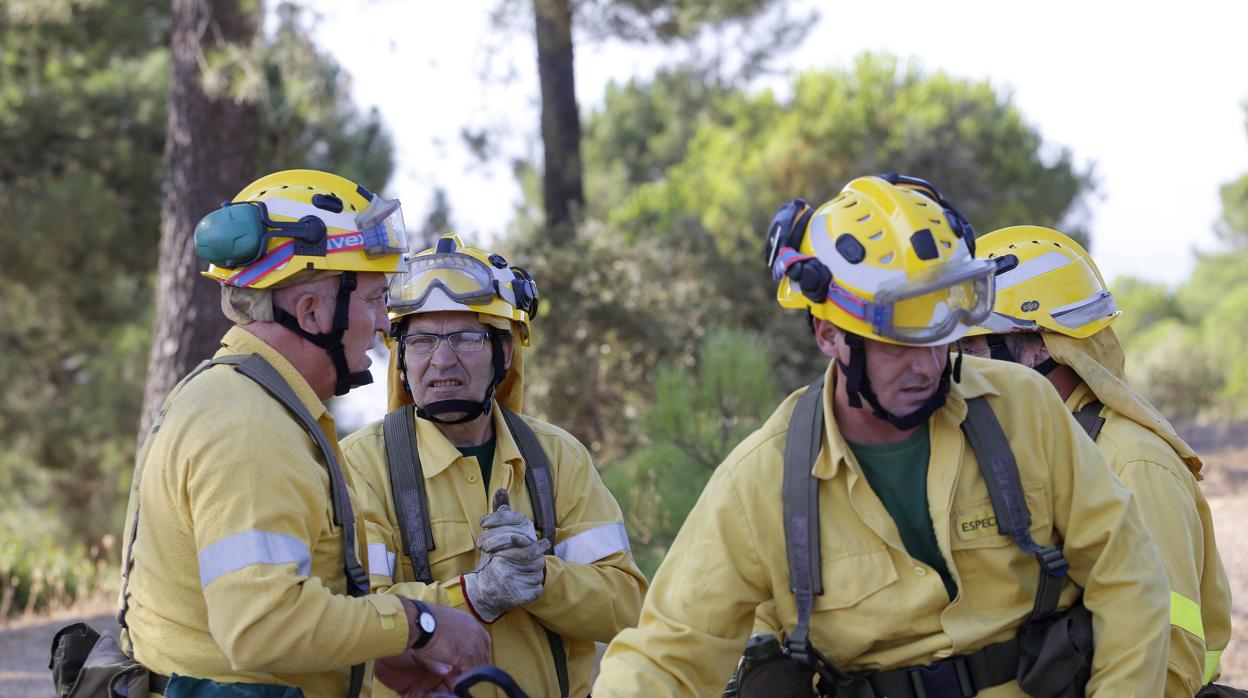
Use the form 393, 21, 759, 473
780, 382, 1070, 697
123, 354, 370, 698
384, 404, 437, 583
1072, 399, 1106, 441
960, 396, 1068, 625
383, 404, 568, 698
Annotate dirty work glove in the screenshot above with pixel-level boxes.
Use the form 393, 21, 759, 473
461, 539, 547, 623
476, 505, 545, 556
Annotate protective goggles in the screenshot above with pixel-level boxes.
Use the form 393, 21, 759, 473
387, 252, 501, 312
355, 194, 409, 259
863, 258, 996, 343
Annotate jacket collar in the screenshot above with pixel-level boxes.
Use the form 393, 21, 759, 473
812, 352, 1000, 480
217, 326, 328, 422
411, 405, 525, 478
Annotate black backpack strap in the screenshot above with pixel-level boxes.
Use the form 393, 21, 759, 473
383, 404, 437, 583
782, 377, 826, 667
961, 396, 1068, 624
499, 407, 568, 698
1072, 399, 1106, 441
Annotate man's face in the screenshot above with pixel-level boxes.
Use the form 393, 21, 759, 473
401, 311, 512, 416
961, 335, 992, 359
815, 318, 948, 416
861, 338, 949, 415
342, 272, 390, 373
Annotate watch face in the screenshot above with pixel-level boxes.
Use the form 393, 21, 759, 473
420, 612, 437, 634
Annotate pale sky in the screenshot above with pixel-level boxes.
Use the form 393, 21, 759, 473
302, 0, 1248, 427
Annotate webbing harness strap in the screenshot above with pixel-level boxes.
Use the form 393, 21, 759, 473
123, 354, 370, 698
781, 383, 1069, 698
382, 405, 569, 698
1072, 400, 1106, 442
385, 405, 437, 583
783, 377, 826, 670
961, 396, 1068, 626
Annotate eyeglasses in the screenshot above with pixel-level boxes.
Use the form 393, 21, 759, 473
398, 331, 490, 354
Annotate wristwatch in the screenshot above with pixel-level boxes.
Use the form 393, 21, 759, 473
411, 600, 437, 649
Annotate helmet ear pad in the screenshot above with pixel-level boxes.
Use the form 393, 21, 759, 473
764, 198, 816, 268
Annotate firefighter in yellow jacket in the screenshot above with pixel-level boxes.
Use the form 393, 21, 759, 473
119, 170, 489, 698
961, 225, 1233, 695
341, 233, 647, 698
594, 175, 1170, 697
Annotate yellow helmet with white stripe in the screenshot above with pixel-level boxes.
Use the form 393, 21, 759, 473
199, 169, 407, 289
971, 225, 1119, 339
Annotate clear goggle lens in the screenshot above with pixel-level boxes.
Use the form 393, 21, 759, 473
356, 196, 409, 258
387, 253, 497, 311
869, 260, 996, 343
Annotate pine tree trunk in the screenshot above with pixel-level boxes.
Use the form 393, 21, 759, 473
138, 0, 258, 440
534, 0, 584, 241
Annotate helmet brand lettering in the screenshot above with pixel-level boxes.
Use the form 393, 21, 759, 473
1021, 300, 1040, 312
329, 233, 364, 251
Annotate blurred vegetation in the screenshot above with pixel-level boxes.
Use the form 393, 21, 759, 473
1112, 102, 1248, 421
4, 0, 1244, 620
0, 0, 395, 576
512, 54, 1095, 463
0, 527, 119, 621
605, 328, 779, 575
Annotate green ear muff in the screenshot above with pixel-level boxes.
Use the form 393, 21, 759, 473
195, 203, 267, 268
194, 201, 328, 268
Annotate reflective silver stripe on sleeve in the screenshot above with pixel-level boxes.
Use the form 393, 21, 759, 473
553, 522, 631, 565
368, 543, 396, 578
198, 529, 313, 589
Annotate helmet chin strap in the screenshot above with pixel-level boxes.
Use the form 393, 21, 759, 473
399, 328, 509, 425
837, 332, 958, 431
272, 271, 372, 397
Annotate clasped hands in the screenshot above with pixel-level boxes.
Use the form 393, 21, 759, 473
463, 499, 550, 623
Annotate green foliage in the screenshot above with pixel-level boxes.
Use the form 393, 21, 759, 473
0, 0, 395, 549
605, 328, 779, 575
0, 527, 119, 620
1125, 319, 1223, 422
1110, 276, 1182, 344
516, 53, 1095, 457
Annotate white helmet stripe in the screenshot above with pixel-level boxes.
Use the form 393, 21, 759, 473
995, 251, 1070, 291
263, 197, 358, 232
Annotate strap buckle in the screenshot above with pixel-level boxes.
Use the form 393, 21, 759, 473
906, 656, 975, 698
1034, 546, 1069, 578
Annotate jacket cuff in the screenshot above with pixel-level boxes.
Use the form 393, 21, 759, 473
460, 574, 503, 625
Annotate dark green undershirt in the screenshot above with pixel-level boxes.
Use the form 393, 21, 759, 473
848, 424, 956, 599
457, 436, 496, 499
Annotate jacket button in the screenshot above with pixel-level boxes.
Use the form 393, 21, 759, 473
467, 473, 479, 483
914, 566, 927, 576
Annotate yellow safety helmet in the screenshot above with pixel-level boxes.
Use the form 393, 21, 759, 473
767, 174, 995, 346
197, 169, 407, 288
969, 225, 1119, 339
386, 234, 539, 423
386, 233, 538, 346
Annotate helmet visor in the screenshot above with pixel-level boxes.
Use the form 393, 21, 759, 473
868, 259, 996, 344
356, 195, 409, 258
387, 252, 498, 312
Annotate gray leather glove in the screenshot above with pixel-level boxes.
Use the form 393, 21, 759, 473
462, 539, 547, 623
476, 505, 545, 555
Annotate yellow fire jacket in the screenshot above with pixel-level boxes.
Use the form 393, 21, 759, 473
1067, 382, 1232, 694
594, 357, 1169, 697
341, 407, 647, 698
119, 328, 410, 697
